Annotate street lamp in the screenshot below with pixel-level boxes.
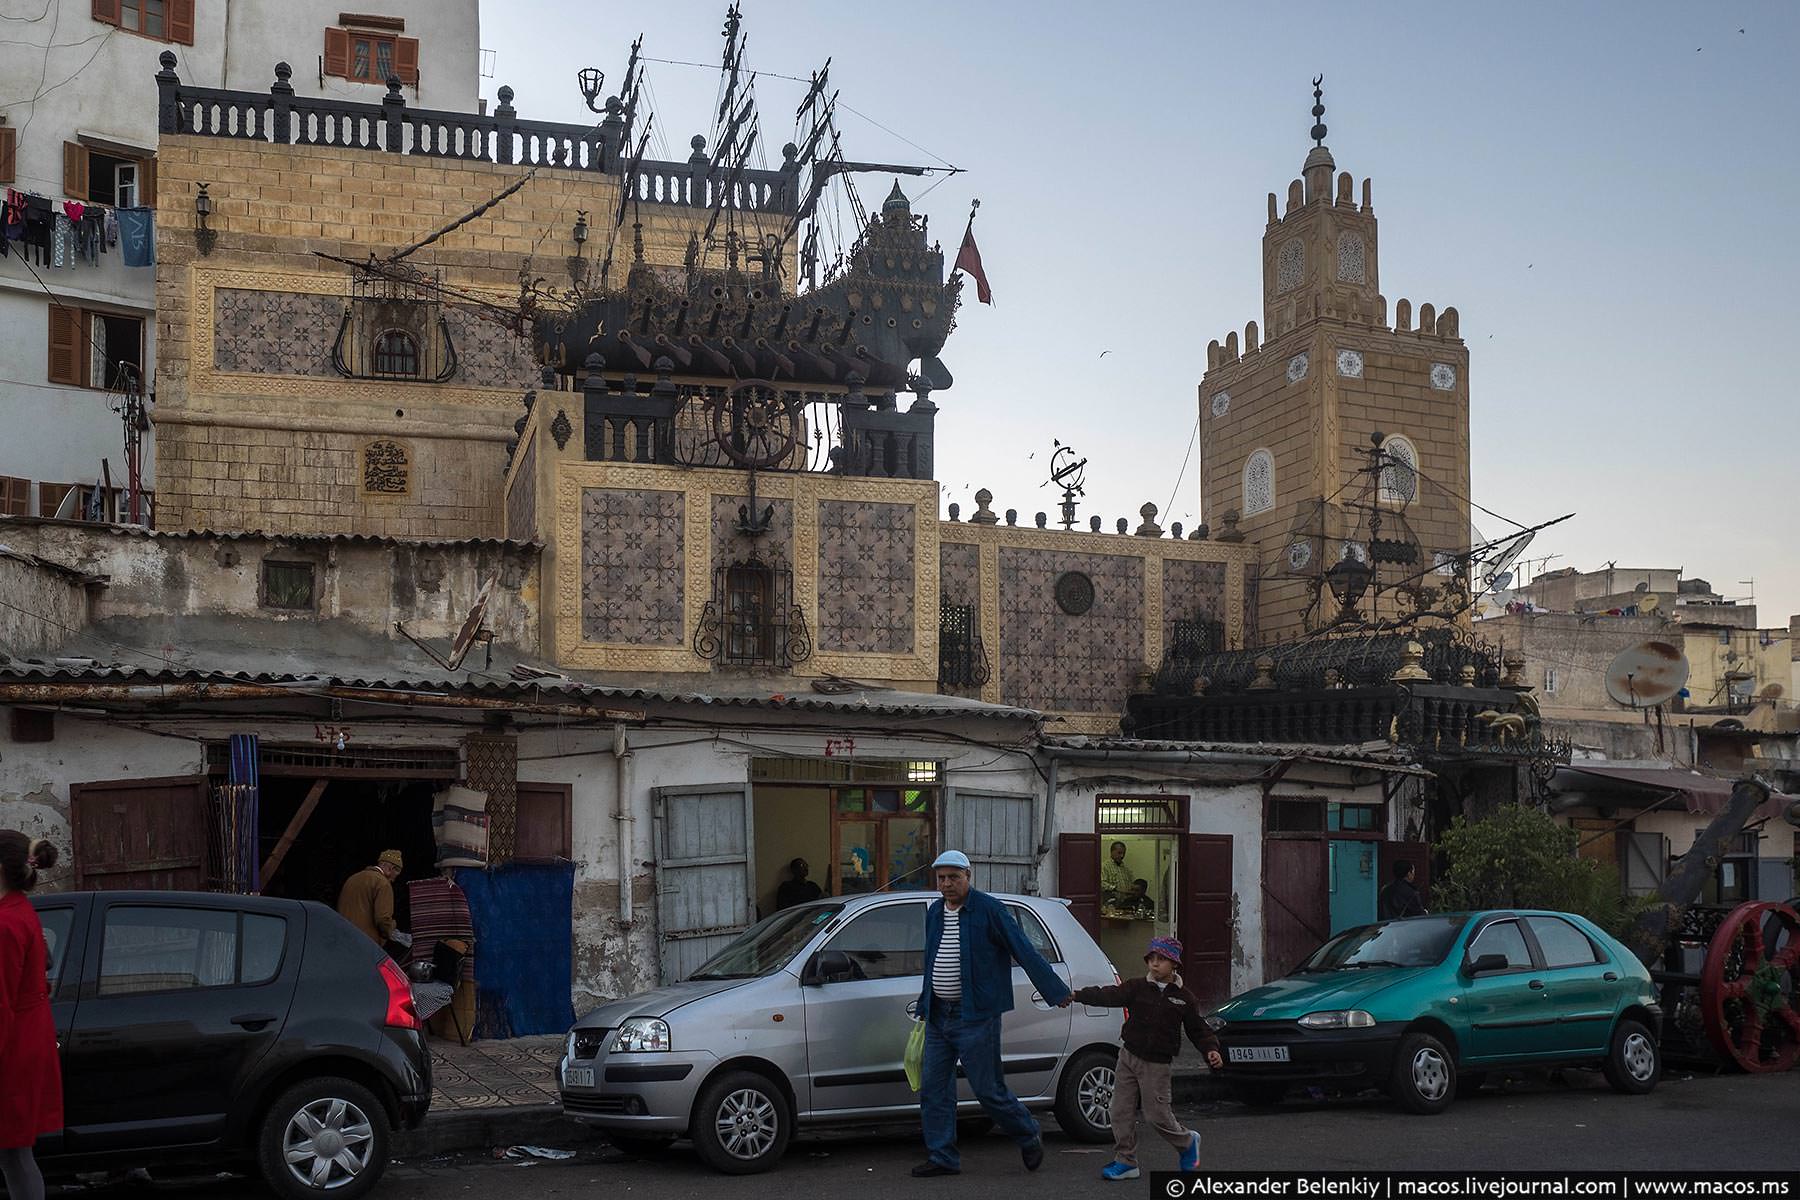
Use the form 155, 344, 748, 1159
577, 67, 606, 113
194, 182, 216, 255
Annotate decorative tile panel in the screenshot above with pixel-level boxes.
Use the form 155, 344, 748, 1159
817, 500, 915, 655
941, 542, 981, 608
1430, 362, 1457, 391
1277, 239, 1304, 293
1286, 353, 1309, 384
212, 288, 339, 375
998, 548, 1144, 713
1209, 391, 1230, 417
1337, 232, 1366, 283
1162, 560, 1228, 650
710, 494, 794, 570
579, 487, 685, 646
1336, 348, 1364, 378
444, 304, 536, 390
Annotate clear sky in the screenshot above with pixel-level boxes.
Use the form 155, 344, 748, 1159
478, 0, 1798, 625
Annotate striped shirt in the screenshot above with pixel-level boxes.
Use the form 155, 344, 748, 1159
931, 906, 963, 1001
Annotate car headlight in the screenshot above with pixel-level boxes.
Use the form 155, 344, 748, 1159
1298, 1009, 1375, 1030
1203, 1015, 1228, 1033
612, 1017, 672, 1053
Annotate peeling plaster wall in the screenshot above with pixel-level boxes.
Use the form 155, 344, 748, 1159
0, 713, 207, 893
1045, 772, 1267, 993
519, 720, 1041, 1017
0, 556, 88, 656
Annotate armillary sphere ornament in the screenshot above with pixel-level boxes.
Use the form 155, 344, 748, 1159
713, 380, 802, 469
1699, 900, 1800, 1073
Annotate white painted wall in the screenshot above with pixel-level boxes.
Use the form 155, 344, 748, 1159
0, 711, 208, 892
0, 0, 480, 514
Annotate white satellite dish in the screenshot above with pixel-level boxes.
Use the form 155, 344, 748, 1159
1476, 531, 1535, 594
1604, 640, 1689, 709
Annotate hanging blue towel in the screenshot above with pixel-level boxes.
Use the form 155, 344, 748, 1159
453, 862, 577, 1039
117, 207, 155, 267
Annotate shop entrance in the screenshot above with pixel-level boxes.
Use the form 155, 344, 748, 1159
749, 758, 941, 921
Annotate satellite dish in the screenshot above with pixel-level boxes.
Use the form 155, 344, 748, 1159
446, 574, 498, 671
1476, 530, 1535, 593
1638, 593, 1660, 614
1489, 570, 1514, 592
1604, 640, 1689, 709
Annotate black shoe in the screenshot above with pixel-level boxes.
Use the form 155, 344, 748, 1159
912, 1162, 961, 1177
1022, 1140, 1044, 1171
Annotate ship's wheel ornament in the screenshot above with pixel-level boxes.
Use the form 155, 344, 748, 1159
713, 380, 801, 469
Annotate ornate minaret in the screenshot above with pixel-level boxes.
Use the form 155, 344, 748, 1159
1197, 80, 1471, 645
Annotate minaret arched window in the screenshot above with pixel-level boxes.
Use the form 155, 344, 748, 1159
1378, 436, 1418, 504
1242, 449, 1274, 517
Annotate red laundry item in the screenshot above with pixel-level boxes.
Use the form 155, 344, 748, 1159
63, 201, 86, 223
0, 891, 63, 1147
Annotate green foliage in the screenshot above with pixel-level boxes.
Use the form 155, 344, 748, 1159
1432, 804, 1649, 936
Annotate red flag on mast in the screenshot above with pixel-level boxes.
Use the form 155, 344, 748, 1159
953, 201, 992, 305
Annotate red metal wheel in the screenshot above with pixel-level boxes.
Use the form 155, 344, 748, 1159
1698, 900, 1800, 1072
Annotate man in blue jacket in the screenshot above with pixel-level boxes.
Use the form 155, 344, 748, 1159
911, 850, 1072, 1177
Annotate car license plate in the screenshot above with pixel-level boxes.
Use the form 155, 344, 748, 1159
1228, 1045, 1289, 1063
563, 1065, 595, 1088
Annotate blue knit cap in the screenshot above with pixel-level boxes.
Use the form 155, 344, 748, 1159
1145, 936, 1183, 963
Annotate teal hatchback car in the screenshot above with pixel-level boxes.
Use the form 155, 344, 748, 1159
1210, 911, 1662, 1114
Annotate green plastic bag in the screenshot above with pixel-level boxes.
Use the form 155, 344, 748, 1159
903, 1019, 927, 1092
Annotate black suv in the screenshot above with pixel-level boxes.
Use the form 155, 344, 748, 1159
32, 890, 430, 1200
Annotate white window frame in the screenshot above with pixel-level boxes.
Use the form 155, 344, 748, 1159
1242, 449, 1274, 517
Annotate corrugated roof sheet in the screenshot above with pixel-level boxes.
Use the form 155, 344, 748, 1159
0, 514, 536, 549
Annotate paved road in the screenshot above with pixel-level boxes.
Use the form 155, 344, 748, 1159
54, 1070, 1800, 1199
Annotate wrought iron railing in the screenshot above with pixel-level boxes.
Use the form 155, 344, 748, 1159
693, 558, 812, 669
937, 600, 990, 692
154, 55, 799, 215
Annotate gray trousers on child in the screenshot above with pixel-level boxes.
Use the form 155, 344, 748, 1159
1109, 1047, 1190, 1165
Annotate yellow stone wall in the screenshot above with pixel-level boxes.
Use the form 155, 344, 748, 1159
152, 134, 756, 535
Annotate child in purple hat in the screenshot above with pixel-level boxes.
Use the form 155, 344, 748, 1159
1060, 935, 1221, 1180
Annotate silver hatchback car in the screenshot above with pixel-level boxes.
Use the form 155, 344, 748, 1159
559, 891, 1125, 1173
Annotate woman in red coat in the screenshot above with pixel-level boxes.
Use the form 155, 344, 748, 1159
0, 831, 62, 1200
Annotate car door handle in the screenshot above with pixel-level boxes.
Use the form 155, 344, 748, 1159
231, 1012, 278, 1030
1603, 972, 1618, 982
904, 999, 920, 1018
1527, 979, 1544, 990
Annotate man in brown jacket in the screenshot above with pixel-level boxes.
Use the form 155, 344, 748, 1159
1062, 935, 1222, 1180
336, 849, 403, 947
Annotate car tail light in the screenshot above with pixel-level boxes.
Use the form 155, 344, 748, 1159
379, 958, 420, 1030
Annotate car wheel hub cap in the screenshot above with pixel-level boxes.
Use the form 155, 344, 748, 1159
1624, 1033, 1655, 1080
1080, 1066, 1115, 1128
284, 1097, 374, 1190
1412, 1049, 1449, 1101
717, 1089, 776, 1159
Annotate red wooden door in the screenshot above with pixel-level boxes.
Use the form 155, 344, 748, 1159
1379, 840, 1431, 912
1182, 834, 1234, 1006
1263, 838, 1329, 981
70, 776, 208, 891
1057, 834, 1100, 937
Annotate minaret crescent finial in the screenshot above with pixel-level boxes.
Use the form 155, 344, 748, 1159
1310, 75, 1327, 147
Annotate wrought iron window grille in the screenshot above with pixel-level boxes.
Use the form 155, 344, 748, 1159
331, 261, 459, 383
1150, 616, 1225, 694
694, 556, 812, 669
937, 598, 990, 691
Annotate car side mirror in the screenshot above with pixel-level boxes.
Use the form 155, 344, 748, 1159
805, 949, 856, 986
1464, 953, 1510, 977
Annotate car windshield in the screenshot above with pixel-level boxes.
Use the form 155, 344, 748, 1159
688, 904, 845, 979
1299, 915, 1470, 971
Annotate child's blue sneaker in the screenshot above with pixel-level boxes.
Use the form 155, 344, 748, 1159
1179, 1129, 1202, 1172
1101, 1161, 1141, 1181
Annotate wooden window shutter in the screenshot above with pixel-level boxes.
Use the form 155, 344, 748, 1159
63, 141, 88, 199
323, 27, 351, 78
48, 306, 86, 387
0, 127, 16, 184
168, 0, 195, 45
91, 0, 120, 25
138, 156, 157, 208
394, 37, 419, 86
0, 477, 28, 517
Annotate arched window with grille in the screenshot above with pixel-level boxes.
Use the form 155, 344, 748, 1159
1379, 435, 1418, 504
373, 330, 420, 378
1242, 449, 1274, 517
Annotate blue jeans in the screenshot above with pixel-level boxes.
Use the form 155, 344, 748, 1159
919, 1000, 1041, 1168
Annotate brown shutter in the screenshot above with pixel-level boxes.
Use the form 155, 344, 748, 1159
0, 477, 28, 517
168, 0, 195, 45
63, 140, 88, 199
138, 156, 157, 208
48, 305, 86, 386
0, 127, 16, 184
323, 27, 351, 78
394, 36, 419, 86
1182, 834, 1234, 1006
91, 0, 120, 25
1057, 833, 1100, 938
38, 482, 75, 519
